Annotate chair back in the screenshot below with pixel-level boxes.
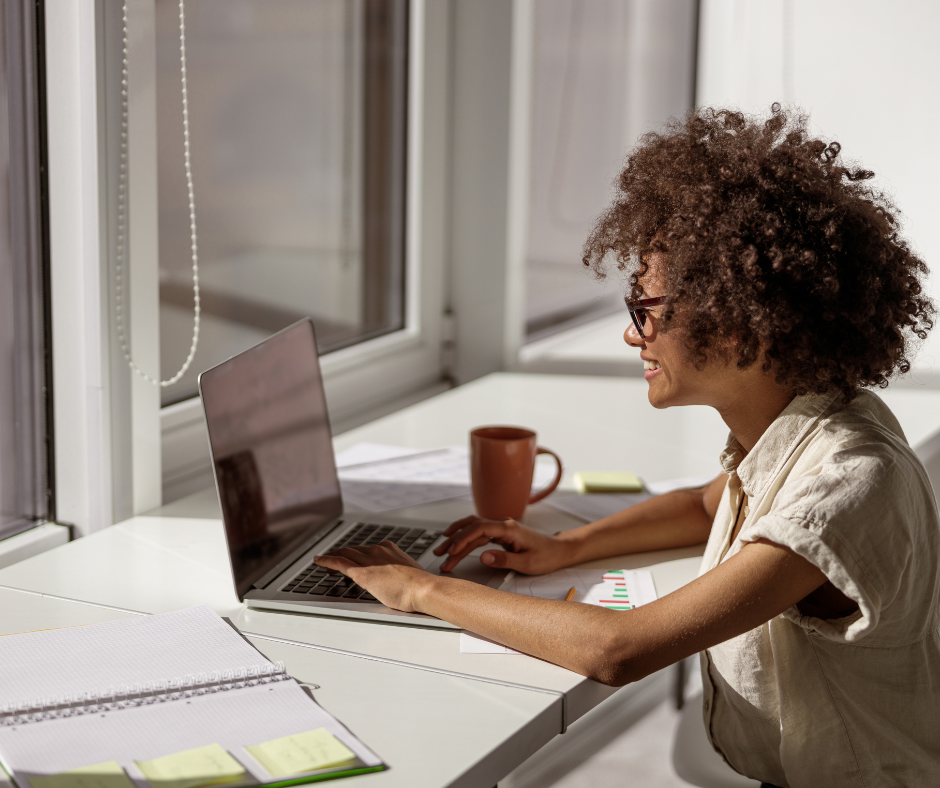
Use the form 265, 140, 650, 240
915, 428, 940, 506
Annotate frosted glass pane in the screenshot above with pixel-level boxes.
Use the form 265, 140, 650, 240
0, 1, 47, 537
525, 0, 696, 339
157, 0, 407, 405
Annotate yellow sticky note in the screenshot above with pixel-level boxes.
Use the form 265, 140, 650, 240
136, 743, 246, 788
32, 760, 135, 788
246, 728, 356, 777
574, 471, 644, 493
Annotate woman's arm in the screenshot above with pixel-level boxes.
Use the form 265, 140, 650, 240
556, 472, 727, 563
436, 473, 728, 574
314, 535, 827, 686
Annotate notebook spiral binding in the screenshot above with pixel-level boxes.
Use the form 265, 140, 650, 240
0, 661, 289, 726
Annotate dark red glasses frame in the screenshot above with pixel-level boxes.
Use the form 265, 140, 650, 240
624, 296, 666, 337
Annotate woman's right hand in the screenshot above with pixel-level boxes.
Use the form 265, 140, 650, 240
434, 515, 575, 575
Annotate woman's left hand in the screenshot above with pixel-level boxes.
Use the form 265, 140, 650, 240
313, 543, 431, 613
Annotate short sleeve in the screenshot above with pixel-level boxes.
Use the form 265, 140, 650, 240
741, 439, 938, 645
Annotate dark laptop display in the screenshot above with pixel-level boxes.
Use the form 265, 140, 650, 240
199, 320, 342, 598
200, 318, 505, 627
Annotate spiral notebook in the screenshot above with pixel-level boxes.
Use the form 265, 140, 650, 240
0, 606, 385, 788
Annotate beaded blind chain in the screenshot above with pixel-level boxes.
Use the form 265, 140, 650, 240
115, 0, 200, 387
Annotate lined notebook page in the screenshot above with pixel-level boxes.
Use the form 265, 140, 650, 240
0, 680, 382, 786
0, 606, 272, 709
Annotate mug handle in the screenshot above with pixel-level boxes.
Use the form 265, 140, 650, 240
528, 447, 563, 504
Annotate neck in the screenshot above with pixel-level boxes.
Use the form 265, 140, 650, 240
714, 374, 794, 453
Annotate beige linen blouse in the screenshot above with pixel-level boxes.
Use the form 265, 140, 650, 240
699, 390, 940, 787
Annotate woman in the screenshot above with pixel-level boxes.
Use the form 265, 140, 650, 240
315, 106, 939, 786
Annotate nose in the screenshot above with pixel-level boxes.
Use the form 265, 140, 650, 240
624, 321, 645, 348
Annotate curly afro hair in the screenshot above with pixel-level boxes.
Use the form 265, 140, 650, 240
583, 104, 934, 402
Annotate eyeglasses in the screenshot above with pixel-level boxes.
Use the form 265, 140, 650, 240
624, 296, 666, 338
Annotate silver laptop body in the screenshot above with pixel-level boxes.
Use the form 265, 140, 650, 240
199, 319, 505, 629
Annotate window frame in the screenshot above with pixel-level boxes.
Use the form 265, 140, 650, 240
125, 0, 448, 510
48, 0, 538, 528
45, 0, 115, 537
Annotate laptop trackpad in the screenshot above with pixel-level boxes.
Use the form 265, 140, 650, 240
424, 552, 505, 587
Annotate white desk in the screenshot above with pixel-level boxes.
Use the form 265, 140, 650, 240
3, 373, 939, 785
0, 512, 701, 726
0, 588, 560, 788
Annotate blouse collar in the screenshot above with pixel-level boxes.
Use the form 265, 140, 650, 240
718, 391, 841, 499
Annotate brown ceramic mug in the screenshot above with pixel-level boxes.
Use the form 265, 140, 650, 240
470, 426, 563, 520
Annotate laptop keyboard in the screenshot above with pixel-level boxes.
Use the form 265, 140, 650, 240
281, 523, 443, 601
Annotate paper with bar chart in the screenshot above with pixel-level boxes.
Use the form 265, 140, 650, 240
459, 568, 658, 653
581, 569, 658, 610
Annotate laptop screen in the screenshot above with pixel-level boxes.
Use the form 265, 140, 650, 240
199, 319, 343, 598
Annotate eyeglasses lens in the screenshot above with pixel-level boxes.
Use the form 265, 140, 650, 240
630, 308, 648, 337
626, 297, 661, 338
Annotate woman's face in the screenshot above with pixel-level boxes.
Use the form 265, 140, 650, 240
624, 257, 731, 410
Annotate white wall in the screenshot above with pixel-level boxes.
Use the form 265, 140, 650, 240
698, 0, 940, 380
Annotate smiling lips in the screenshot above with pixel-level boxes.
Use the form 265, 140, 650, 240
643, 358, 662, 381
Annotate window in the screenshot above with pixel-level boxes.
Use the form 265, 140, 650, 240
156, 0, 409, 406
524, 0, 697, 340
0, 0, 51, 539
148, 0, 447, 504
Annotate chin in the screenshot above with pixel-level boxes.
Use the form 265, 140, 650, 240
646, 380, 678, 410
646, 390, 671, 410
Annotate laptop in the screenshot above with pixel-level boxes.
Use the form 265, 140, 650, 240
199, 318, 506, 628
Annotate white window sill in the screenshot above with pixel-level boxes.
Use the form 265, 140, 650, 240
518, 313, 643, 377
0, 524, 70, 570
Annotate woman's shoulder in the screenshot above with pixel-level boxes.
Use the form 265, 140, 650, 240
819, 389, 907, 445
802, 389, 921, 478
753, 391, 940, 644
770, 390, 937, 585
791, 391, 930, 518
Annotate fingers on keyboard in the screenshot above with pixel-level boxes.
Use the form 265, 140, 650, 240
283, 526, 444, 599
